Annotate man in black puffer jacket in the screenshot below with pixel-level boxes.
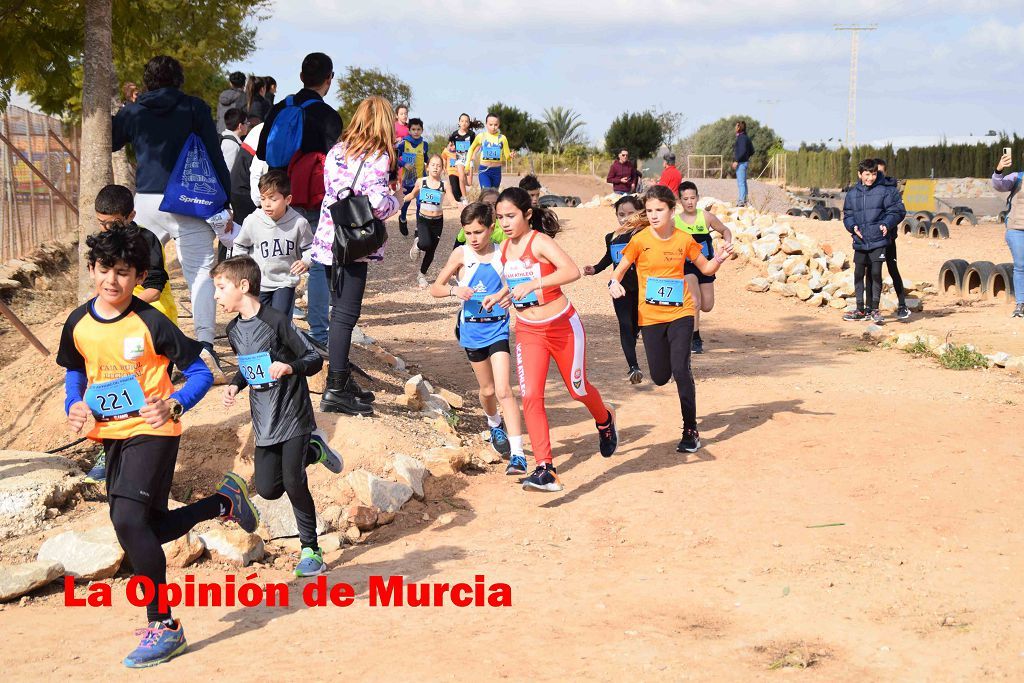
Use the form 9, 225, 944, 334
841, 158, 906, 324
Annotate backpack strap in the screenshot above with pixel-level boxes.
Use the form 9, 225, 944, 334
338, 152, 369, 200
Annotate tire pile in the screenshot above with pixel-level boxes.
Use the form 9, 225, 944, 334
938, 258, 1015, 301
897, 208, 977, 240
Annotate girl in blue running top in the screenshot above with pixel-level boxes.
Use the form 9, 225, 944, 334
430, 202, 528, 475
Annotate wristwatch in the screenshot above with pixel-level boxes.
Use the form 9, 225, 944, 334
166, 398, 184, 423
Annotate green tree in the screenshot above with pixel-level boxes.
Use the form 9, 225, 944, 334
652, 108, 687, 147
336, 67, 412, 126
541, 106, 586, 154
1, 0, 270, 119
605, 111, 662, 159
682, 115, 781, 177
487, 102, 547, 152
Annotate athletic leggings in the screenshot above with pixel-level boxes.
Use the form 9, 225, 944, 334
612, 290, 640, 369
416, 214, 444, 275
515, 304, 609, 465
641, 316, 697, 431
110, 493, 222, 622
884, 242, 906, 306
324, 261, 369, 371
448, 174, 464, 202
855, 259, 884, 311
254, 433, 318, 549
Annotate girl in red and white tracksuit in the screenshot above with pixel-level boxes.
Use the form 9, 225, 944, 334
483, 187, 618, 492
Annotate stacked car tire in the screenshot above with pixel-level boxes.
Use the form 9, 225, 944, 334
939, 259, 1015, 301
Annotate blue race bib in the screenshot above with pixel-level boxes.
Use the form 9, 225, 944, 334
401, 152, 416, 166
238, 352, 276, 389
463, 296, 507, 323
645, 277, 685, 307
699, 238, 714, 260
455, 140, 470, 152
419, 187, 442, 205
610, 242, 627, 265
506, 275, 539, 308
482, 143, 502, 161
84, 375, 146, 421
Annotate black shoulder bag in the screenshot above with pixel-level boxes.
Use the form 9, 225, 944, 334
328, 155, 388, 268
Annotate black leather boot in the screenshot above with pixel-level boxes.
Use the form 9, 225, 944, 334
345, 373, 375, 403
321, 369, 373, 416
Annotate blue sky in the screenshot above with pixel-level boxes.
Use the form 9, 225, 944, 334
15, 1, 1016, 149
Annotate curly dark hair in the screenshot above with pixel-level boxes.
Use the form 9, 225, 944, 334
86, 224, 149, 274
143, 55, 184, 91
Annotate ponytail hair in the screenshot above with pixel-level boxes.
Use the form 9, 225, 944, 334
497, 187, 561, 238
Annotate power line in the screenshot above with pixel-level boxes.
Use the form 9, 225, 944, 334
834, 24, 877, 151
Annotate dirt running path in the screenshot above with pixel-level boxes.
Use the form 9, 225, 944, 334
3, 207, 1023, 680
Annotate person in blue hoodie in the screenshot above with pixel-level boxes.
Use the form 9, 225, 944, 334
874, 158, 911, 320
841, 158, 906, 324
113, 55, 231, 381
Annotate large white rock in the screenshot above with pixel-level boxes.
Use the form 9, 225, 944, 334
0, 451, 83, 540
746, 277, 770, 293
38, 526, 124, 580
393, 454, 427, 499
199, 527, 265, 566
346, 470, 413, 513
0, 560, 64, 602
162, 531, 205, 568
252, 495, 325, 540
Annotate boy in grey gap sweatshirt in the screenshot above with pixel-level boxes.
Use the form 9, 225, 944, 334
233, 169, 314, 315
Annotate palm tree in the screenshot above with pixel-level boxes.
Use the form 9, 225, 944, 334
541, 106, 586, 154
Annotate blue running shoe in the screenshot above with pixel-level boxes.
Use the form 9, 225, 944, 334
597, 409, 618, 458
522, 463, 563, 492
216, 472, 259, 533
122, 620, 187, 668
84, 449, 106, 484
308, 429, 343, 474
489, 423, 511, 458
505, 454, 528, 476
295, 547, 326, 577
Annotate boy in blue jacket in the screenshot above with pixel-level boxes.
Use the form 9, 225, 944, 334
841, 159, 906, 323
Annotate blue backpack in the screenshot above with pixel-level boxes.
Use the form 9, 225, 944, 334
159, 132, 227, 219
264, 96, 318, 167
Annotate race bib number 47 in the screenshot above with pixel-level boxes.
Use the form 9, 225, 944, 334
645, 277, 685, 307
85, 375, 146, 421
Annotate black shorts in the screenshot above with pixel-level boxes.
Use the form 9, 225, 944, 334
102, 434, 180, 510
684, 261, 716, 284
465, 339, 510, 362
854, 247, 887, 265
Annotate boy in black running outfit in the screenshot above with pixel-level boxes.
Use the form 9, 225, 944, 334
57, 225, 259, 669
213, 256, 343, 577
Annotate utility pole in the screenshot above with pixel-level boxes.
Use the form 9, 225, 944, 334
834, 24, 876, 153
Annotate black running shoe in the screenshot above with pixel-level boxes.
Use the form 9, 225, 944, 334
1013, 303, 1024, 318
398, 219, 409, 237
522, 463, 563, 492
627, 366, 643, 384
691, 337, 704, 354
842, 309, 867, 322
868, 309, 885, 324
895, 306, 911, 320
677, 428, 701, 453
597, 410, 618, 458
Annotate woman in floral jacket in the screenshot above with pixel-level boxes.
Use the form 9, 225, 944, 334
313, 96, 400, 416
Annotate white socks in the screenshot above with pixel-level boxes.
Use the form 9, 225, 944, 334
485, 412, 502, 428
509, 435, 524, 458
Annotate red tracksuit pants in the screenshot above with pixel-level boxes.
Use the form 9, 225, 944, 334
514, 304, 609, 465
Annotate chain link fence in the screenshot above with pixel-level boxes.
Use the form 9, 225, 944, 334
0, 105, 79, 262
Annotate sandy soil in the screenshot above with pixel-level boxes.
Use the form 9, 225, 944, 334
1, 177, 1022, 680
